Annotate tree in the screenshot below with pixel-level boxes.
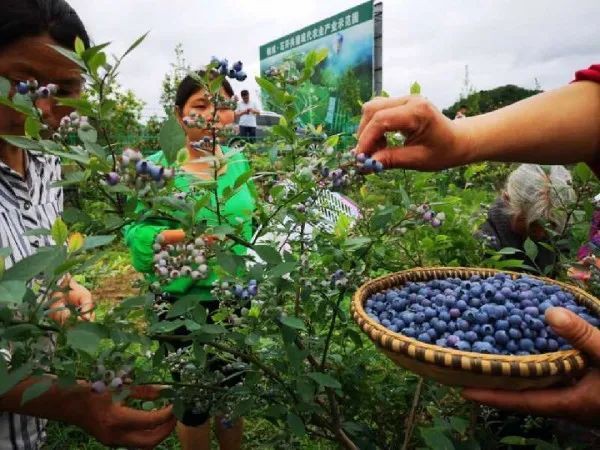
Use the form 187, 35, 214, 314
160, 43, 190, 116
443, 84, 542, 118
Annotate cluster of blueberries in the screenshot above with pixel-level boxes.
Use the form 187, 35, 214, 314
16, 79, 57, 99
56, 111, 91, 138
364, 273, 600, 355
105, 148, 174, 187
211, 57, 247, 82
355, 153, 384, 173
320, 167, 351, 189
153, 236, 209, 282
232, 279, 259, 300
415, 204, 446, 229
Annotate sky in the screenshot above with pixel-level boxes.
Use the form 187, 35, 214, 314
68, 0, 600, 119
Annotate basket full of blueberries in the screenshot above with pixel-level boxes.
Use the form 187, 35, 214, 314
351, 267, 600, 390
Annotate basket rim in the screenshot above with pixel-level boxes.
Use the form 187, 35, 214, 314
351, 266, 599, 376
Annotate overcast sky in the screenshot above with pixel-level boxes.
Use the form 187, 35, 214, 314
68, 0, 600, 119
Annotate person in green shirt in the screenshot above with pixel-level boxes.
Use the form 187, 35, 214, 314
124, 71, 254, 450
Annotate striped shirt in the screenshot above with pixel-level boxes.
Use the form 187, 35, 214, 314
0, 151, 63, 450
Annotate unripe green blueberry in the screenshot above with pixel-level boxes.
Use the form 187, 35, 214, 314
198, 264, 208, 273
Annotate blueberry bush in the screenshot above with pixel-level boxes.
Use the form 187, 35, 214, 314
1, 35, 600, 450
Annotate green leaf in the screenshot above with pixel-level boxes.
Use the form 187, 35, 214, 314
0, 135, 42, 152
307, 372, 342, 389
82, 235, 116, 251
253, 245, 283, 266
421, 428, 455, 450
269, 261, 296, 278
21, 378, 53, 405
0, 76, 10, 98
0, 363, 33, 397
500, 436, 529, 446
233, 170, 253, 191
280, 316, 306, 331
116, 295, 152, 311
48, 45, 86, 70
410, 81, 422, 95
167, 295, 198, 319
3, 247, 64, 281
24, 117, 41, 138
524, 238, 539, 262
54, 97, 95, 116
122, 32, 150, 59
496, 247, 523, 255
286, 413, 306, 437
0, 281, 27, 304
66, 323, 107, 355
78, 126, 98, 144
74, 37, 86, 56
343, 237, 371, 252
159, 114, 186, 165
449, 417, 468, 435
88, 51, 107, 75
51, 218, 69, 245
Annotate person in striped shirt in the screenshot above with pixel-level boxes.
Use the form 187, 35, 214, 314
0, 1, 175, 448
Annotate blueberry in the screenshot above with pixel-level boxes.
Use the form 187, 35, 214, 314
496, 320, 509, 331
547, 339, 559, 352
508, 315, 522, 327
433, 320, 447, 335
506, 340, 519, 353
232, 60, 243, 72
449, 308, 461, 319
402, 327, 416, 338
417, 333, 432, 343
473, 341, 494, 354
436, 338, 447, 347
456, 299, 468, 311
136, 160, 149, 175
106, 172, 121, 186
508, 328, 522, 340
481, 324, 494, 336
446, 335, 460, 347
475, 312, 489, 325
535, 337, 548, 351
381, 319, 391, 328
456, 341, 472, 351
16, 82, 30, 95
519, 338, 535, 353
494, 330, 509, 345
464, 331, 478, 343
524, 306, 539, 316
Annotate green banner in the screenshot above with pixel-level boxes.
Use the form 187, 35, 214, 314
260, 1, 373, 60
259, 1, 375, 133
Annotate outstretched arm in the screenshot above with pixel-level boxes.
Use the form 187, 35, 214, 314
355, 81, 600, 171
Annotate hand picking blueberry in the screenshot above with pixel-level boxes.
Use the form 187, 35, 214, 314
364, 273, 600, 355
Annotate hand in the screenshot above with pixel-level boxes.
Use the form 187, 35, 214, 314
49, 276, 94, 325
462, 307, 600, 426
158, 229, 218, 246
355, 96, 471, 171
67, 384, 176, 449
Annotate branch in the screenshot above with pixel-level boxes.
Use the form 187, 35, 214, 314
401, 377, 424, 450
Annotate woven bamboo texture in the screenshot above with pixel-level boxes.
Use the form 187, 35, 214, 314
351, 267, 600, 390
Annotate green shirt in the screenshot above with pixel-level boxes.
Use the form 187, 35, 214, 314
124, 146, 255, 300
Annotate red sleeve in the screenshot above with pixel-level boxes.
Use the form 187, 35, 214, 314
573, 65, 600, 176
573, 64, 600, 83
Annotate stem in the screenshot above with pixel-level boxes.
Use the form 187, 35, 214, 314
468, 402, 479, 439
401, 377, 424, 450
320, 290, 345, 370
295, 222, 306, 316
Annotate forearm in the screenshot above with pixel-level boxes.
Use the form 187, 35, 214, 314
457, 81, 600, 166
0, 376, 85, 422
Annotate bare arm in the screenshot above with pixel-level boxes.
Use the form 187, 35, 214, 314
458, 81, 600, 166
0, 376, 175, 448
356, 81, 600, 171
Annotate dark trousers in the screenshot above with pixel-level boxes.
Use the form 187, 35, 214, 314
239, 126, 256, 140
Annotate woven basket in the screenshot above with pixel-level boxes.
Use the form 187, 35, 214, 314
351, 267, 600, 390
